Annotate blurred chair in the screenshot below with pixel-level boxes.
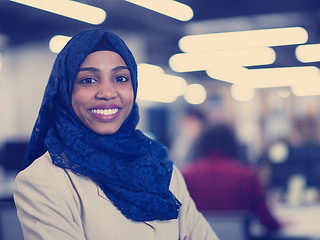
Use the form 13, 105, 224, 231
0, 197, 23, 240
0, 141, 28, 173
203, 211, 250, 240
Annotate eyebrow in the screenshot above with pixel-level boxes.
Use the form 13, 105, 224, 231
78, 66, 129, 73
113, 66, 129, 72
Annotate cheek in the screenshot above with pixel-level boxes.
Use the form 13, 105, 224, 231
71, 88, 90, 111
124, 87, 134, 108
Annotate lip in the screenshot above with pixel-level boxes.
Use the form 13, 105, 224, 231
89, 104, 121, 121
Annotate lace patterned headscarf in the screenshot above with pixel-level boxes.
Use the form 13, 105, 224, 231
24, 28, 181, 221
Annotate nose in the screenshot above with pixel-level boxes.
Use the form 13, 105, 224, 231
96, 82, 117, 100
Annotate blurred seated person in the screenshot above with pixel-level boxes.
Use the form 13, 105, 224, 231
182, 123, 281, 231
170, 107, 207, 169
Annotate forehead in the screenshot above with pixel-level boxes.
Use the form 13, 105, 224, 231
80, 50, 127, 68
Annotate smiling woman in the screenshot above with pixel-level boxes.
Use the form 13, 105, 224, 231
13, 28, 218, 240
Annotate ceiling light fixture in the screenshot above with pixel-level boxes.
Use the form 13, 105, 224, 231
206, 66, 248, 84
124, 0, 193, 21
49, 35, 71, 53
292, 79, 320, 96
169, 47, 275, 72
231, 84, 255, 102
9, 0, 106, 25
137, 63, 187, 103
295, 44, 320, 63
179, 27, 308, 52
183, 84, 207, 105
207, 66, 320, 88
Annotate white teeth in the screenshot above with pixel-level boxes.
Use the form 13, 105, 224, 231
91, 108, 118, 115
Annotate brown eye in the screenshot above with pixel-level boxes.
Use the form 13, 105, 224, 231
80, 78, 97, 84
114, 76, 129, 83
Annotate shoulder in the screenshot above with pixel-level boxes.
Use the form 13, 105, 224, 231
16, 152, 64, 179
169, 165, 188, 199
170, 165, 184, 185
20, 151, 58, 172
14, 152, 73, 196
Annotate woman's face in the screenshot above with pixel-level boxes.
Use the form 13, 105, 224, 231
72, 50, 134, 135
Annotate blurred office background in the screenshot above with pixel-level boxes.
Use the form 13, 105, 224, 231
1, 0, 320, 239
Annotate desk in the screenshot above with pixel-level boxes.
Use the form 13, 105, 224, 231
250, 203, 320, 240
275, 203, 320, 239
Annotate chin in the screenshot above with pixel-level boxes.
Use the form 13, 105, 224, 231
92, 127, 120, 136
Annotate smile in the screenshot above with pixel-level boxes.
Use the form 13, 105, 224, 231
91, 108, 119, 116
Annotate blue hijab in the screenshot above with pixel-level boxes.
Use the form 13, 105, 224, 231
25, 28, 181, 221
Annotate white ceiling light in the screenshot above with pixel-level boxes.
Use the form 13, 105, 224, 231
207, 66, 320, 88
206, 66, 248, 83
268, 141, 289, 163
169, 47, 275, 72
183, 84, 206, 105
231, 84, 255, 102
125, 0, 193, 21
179, 27, 308, 52
291, 77, 320, 96
277, 89, 291, 98
296, 44, 320, 63
138, 63, 164, 75
137, 63, 187, 103
49, 35, 71, 53
9, 0, 106, 25
244, 67, 320, 88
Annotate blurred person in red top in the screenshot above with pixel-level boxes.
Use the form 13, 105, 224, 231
182, 123, 281, 231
